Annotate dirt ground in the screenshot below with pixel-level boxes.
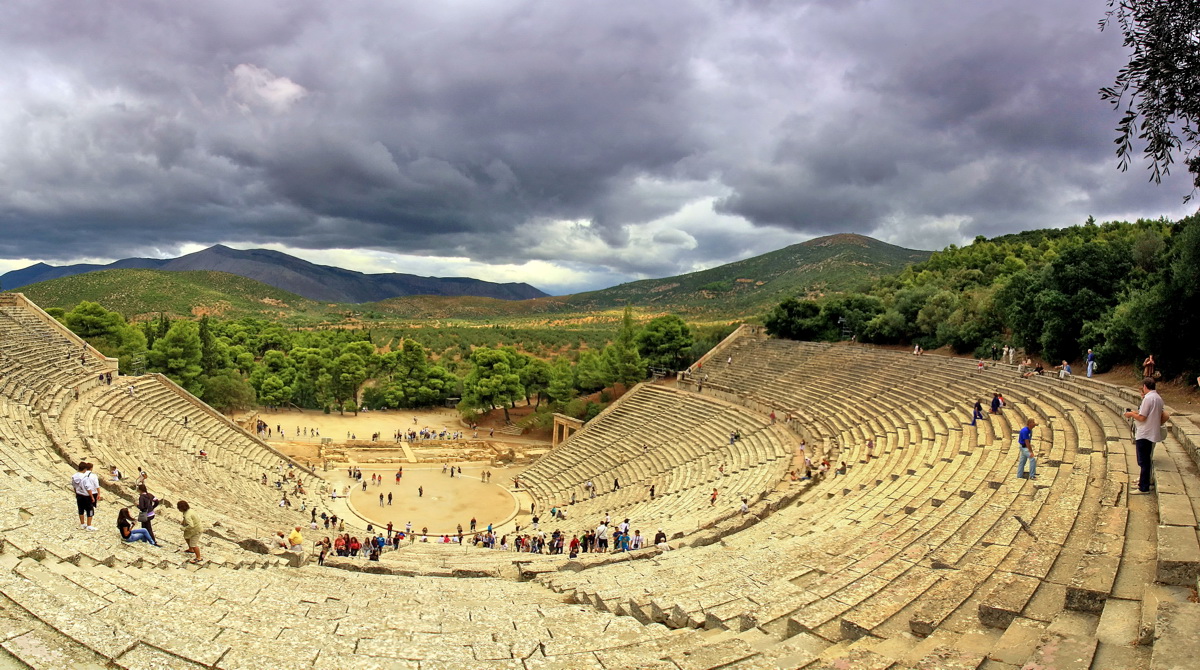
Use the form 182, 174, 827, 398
236, 406, 539, 535
245, 406, 467, 443
331, 464, 524, 536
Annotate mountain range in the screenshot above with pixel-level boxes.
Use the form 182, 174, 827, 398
0, 244, 547, 303
558, 233, 930, 315
6, 234, 931, 320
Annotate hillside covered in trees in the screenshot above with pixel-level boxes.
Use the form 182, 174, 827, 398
764, 216, 1200, 380
48, 300, 717, 425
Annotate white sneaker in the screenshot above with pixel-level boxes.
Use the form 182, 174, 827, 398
85, 526, 97, 531
80, 523, 87, 530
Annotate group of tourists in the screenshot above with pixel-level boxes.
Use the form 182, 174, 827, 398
392, 427, 465, 442
72, 462, 205, 564
462, 522, 671, 557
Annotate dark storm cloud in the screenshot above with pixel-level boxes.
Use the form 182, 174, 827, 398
0, 0, 1191, 284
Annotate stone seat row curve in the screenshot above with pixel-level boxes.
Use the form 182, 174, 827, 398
2, 293, 1199, 668
517, 384, 795, 536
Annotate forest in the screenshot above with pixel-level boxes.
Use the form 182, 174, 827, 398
764, 215, 1200, 381
50, 300, 724, 424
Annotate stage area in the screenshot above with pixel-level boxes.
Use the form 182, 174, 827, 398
336, 463, 523, 536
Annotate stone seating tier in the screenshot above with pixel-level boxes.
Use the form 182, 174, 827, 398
520, 384, 795, 536
58, 377, 319, 540
666, 335, 1199, 668
3, 292, 1200, 669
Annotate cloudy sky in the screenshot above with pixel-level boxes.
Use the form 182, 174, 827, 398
0, 0, 1193, 295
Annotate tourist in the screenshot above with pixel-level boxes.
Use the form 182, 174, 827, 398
630, 530, 643, 550
136, 484, 159, 544
318, 538, 330, 566
970, 399, 985, 426
709, 488, 718, 506
1086, 348, 1096, 378
418, 486, 424, 497
595, 521, 608, 552
378, 493, 384, 507
72, 461, 100, 531
387, 492, 393, 506
117, 508, 156, 545
990, 393, 1003, 414
1125, 377, 1169, 494
740, 498, 749, 515
1016, 419, 1038, 480
654, 528, 671, 551
1055, 360, 1072, 379
110, 465, 121, 482
177, 500, 203, 564
288, 526, 304, 552
1142, 354, 1156, 379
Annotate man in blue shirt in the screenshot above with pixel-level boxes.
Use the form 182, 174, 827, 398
1017, 418, 1037, 479
1086, 349, 1096, 378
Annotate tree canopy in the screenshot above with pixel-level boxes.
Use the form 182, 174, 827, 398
763, 216, 1200, 381
1101, 0, 1200, 194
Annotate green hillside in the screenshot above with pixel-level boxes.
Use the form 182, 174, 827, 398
561, 233, 930, 316
17, 269, 329, 321
15, 234, 929, 322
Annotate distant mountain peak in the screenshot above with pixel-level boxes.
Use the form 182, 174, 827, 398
802, 233, 877, 248
2, 245, 548, 302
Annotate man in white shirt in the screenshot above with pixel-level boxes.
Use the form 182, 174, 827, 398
71, 461, 100, 530
1125, 377, 1169, 494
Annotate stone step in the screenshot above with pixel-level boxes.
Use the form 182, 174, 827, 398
1151, 601, 1200, 670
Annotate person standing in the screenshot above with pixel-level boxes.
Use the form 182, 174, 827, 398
970, 400, 985, 427
137, 484, 159, 544
288, 526, 304, 552
178, 500, 204, 564
1125, 378, 1169, 494
72, 462, 100, 531
1086, 348, 1096, 378
1016, 418, 1038, 480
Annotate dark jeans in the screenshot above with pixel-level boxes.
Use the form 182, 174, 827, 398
1135, 439, 1155, 492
